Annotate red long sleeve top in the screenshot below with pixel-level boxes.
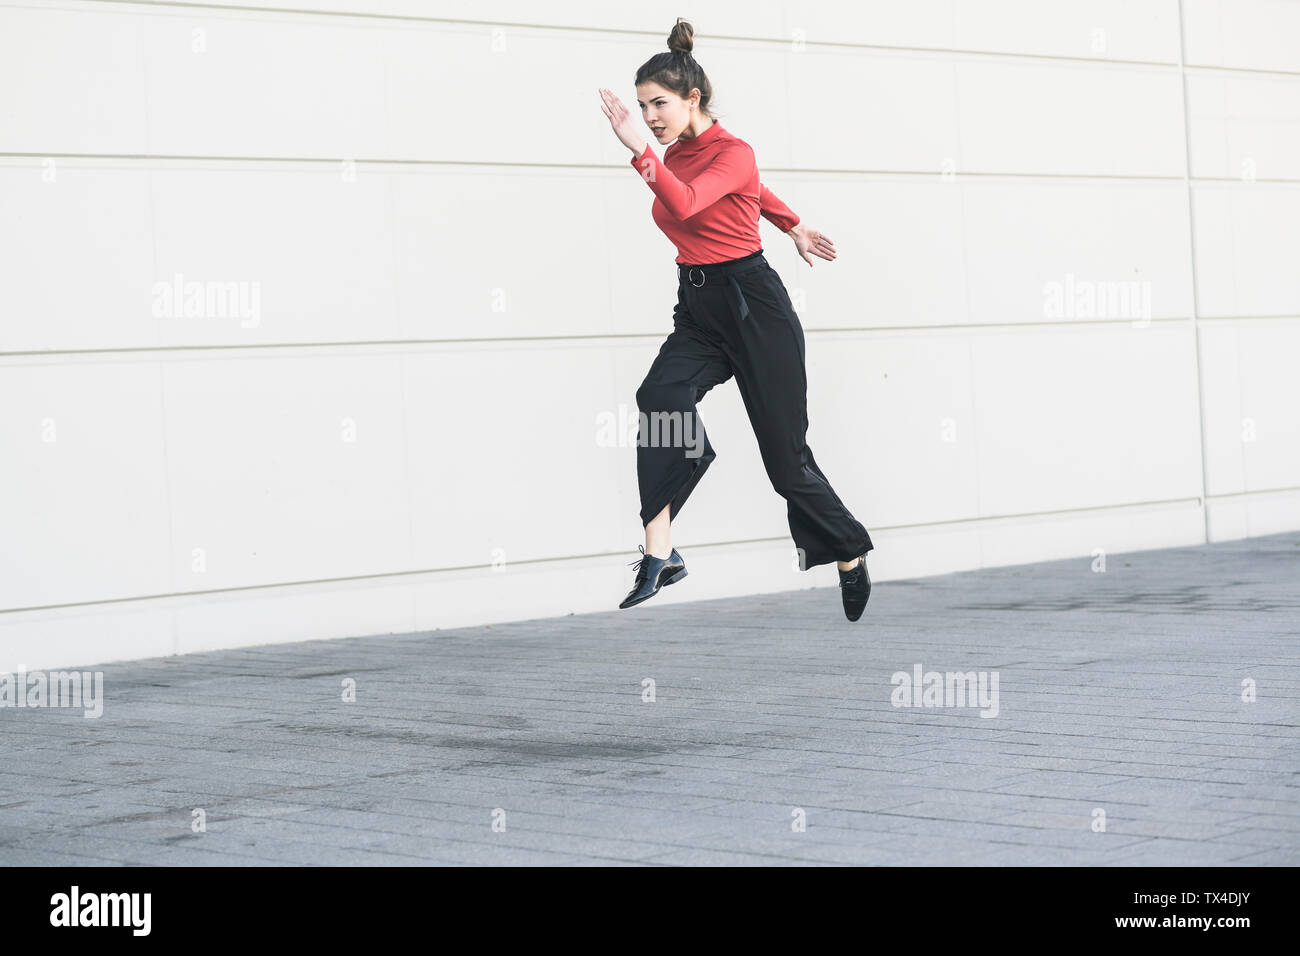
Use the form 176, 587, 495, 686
629, 120, 800, 265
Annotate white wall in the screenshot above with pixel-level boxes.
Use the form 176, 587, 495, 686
2, 0, 1297, 671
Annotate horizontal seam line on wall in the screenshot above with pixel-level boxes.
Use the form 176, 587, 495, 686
62, 0, 1300, 78
0, 492, 1251, 616
1197, 314, 1300, 321
1207, 486, 1300, 501
0, 317, 1262, 360
4, 155, 1298, 186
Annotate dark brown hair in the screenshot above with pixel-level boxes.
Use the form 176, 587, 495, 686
634, 18, 718, 120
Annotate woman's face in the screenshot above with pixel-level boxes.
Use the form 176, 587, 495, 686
636, 82, 697, 142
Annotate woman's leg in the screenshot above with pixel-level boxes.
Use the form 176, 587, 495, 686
644, 503, 672, 560
725, 267, 874, 571
620, 299, 731, 609
634, 305, 733, 544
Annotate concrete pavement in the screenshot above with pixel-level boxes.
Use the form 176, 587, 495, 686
2, 531, 1297, 865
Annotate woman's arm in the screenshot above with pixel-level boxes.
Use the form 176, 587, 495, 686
759, 181, 801, 233
759, 180, 835, 266
599, 86, 755, 220
630, 140, 757, 221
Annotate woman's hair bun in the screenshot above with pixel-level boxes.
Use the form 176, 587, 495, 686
668, 18, 694, 55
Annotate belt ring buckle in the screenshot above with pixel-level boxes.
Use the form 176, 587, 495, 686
688, 266, 706, 288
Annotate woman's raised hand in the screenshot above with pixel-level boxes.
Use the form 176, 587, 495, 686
787, 224, 837, 267
598, 88, 647, 157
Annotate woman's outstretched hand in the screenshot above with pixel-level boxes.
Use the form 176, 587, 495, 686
787, 224, 836, 267
598, 87, 647, 158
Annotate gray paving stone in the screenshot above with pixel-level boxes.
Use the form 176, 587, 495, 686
1, 530, 1297, 865
1207, 828, 1292, 849
1222, 846, 1300, 864
1098, 839, 1272, 866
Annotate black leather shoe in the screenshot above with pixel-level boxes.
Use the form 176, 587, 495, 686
619, 546, 687, 609
660, 548, 686, 588
838, 555, 870, 621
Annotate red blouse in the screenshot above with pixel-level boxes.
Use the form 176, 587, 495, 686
629, 120, 800, 265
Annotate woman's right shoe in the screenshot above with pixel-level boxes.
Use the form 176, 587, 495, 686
838, 555, 871, 621
619, 546, 687, 609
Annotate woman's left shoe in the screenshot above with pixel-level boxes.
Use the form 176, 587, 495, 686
619, 546, 687, 609
838, 555, 871, 621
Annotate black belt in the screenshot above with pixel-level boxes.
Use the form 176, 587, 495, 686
677, 251, 767, 323
676, 250, 767, 288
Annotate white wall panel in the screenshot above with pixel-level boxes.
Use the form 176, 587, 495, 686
404, 344, 627, 568
1183, 0, 1300, 73
1189, 186, 1235, 313
962, 181, 1193, 324
173, 576, 416, 656
162, 353, 413, 590
0, 362, 172, 609
142, 13, 389, 158
957, 61, 1185, 176
760, 179, 969, 328
397, 0, 787, 38
971, 325, 1203, 516
779, 0, 959, 51
1235, 321, 1300, 491
387, 23, 602, 166
1202, 320, 1300, 497
975, 500, 1204, 569
397, 169, 614, 340
185, 0, 1181, 64
0, 604, 174, 674
955, 0, 1181, 63
152, 167, 398, 347
1192, 184, 1300, 316
789, 50, 960, 173
1186, 73, 1300, 181
804, 333, 981, 530
1208, 489, 1300, 541
1198, 322, 1247, 497
0, 6, 148, 154
0, 165, 158, 352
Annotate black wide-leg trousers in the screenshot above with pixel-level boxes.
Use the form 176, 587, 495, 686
634, 248, 874, 571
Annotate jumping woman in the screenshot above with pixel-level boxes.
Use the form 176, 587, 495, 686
598, 18, 874, 621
